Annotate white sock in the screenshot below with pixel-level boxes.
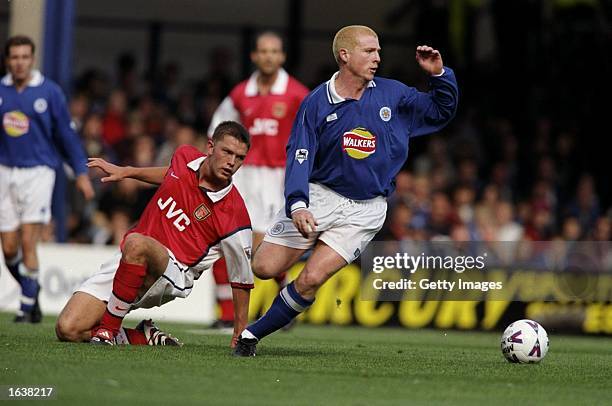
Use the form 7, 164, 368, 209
106, 293, 132, 319
18, 263, 38, 280
241, 329, 257, 340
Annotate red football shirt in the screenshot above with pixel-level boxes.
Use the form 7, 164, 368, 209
123, 145, 254, 288
209, 68, 309, 168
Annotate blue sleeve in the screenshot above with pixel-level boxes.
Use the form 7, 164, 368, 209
50, 85, 88, 175
283, 94, 319, 218
400, 67, 459, 137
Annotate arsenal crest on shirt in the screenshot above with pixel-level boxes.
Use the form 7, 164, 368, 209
272, 102, 287, 119
194, 203, 211, 221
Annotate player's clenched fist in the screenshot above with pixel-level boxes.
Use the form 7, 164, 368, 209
291, 209, 318, 238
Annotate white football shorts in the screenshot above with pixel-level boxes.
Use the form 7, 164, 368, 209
233, 165, 284, 234
0, 164, 55, 232
264, 183, 387, 263
75, 249, 196, 310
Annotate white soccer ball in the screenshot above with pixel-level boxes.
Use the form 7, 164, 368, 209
500, 319, 549, 363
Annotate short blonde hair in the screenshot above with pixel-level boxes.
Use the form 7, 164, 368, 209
332, 25, 378, 65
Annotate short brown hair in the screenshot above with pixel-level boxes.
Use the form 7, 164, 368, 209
212, 121, 251, 149
253, 31, 284, 52
4, 35, 36, 57
332, 25, 377, 64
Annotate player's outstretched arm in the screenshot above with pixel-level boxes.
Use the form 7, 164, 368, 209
87, 158, 169, 185
230, 287, 250, 348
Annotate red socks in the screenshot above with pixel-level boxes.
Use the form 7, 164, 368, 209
99, 260, 147, 334
213, 259, 234, 322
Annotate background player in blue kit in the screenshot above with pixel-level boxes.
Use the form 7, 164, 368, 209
0, 35, 94, 323
234, 25, 459, 356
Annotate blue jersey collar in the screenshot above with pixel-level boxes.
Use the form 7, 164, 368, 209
325, 71, 376, 104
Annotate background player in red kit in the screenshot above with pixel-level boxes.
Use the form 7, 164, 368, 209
55, 121, 254, 347
207, 31, 308, 326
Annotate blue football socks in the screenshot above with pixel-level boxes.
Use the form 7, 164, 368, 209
18, 263, 39, 314
245, 282, 313, 340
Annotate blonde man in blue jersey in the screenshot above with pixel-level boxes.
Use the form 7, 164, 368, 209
234, 25, 458, 356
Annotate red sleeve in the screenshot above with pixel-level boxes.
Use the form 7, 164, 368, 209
226, 188, 252, 232
219, 189, 254, 289
229, 81, 247, 113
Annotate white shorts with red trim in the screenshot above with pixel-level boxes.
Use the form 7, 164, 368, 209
75, 249, 196, 309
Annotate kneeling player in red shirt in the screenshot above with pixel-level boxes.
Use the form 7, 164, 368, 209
55, 121, 254, 348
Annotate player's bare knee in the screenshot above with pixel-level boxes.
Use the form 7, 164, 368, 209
251, 256, 277, 280
122, 233, 148, 263
55, 315, 82, 342
54, 320, 69, 341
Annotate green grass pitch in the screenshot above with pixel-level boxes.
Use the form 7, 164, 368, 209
1, 313, 610, 405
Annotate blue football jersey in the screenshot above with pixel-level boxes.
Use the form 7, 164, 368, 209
284, 68, 459, 217
0, 70, 87, 174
